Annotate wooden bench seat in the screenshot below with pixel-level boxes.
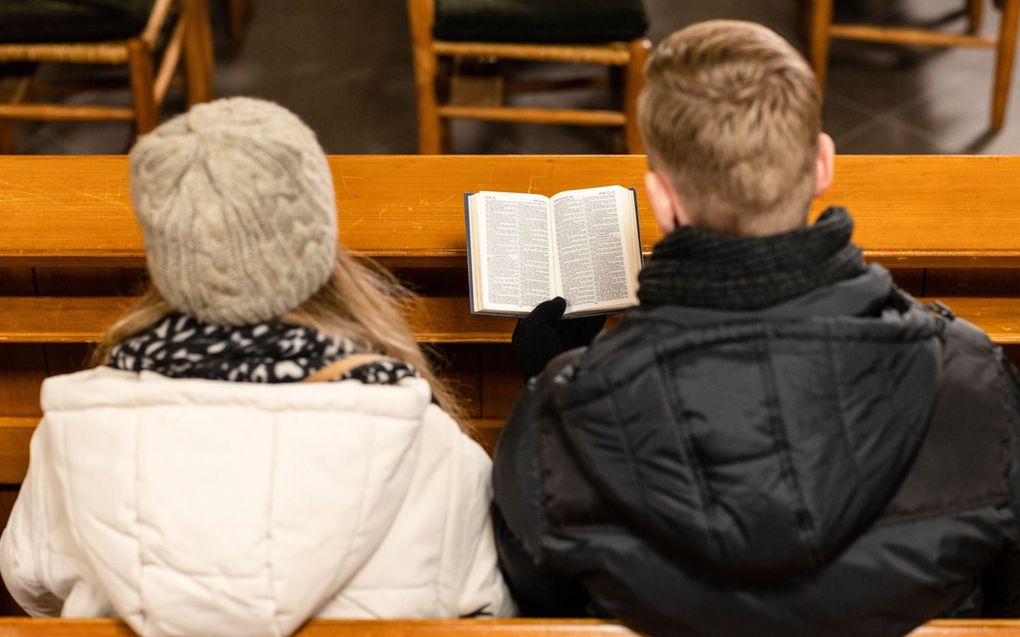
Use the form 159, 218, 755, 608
0, 296, 517, 344
0, 618, 1012, 636
0, 618, 643, 636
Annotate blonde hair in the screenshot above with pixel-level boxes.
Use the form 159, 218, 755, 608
638, 20, 822, 236
91, 251, 467, 429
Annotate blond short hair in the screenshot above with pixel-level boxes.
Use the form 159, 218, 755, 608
638, 20, 822, 235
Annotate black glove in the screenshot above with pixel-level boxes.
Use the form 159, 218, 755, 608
512, 297, 607, 380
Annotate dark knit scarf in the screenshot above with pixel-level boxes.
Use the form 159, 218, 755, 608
108, 313, 419, 386
637, 207, 867, 311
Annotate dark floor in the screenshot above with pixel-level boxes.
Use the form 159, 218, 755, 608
7, 0, 1020, 155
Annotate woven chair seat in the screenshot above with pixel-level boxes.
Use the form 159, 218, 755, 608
432, 0, 648, 45
0, 0, 155, 45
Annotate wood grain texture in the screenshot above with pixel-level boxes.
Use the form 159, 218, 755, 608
0, 347, 46, 419
0, 296, 516, 344
917, 297, 1020, 344
827, 24, 995, 48
432, 41, 635, 65
7, 294, 1020, 345
7, 156, 1020, 267
994, 0, 1020, 129
437, 105, 627, 126
0, 417, 36, 484
0, 619, 1013, 636
0, 104, 135, 121
432, 344, 483, 418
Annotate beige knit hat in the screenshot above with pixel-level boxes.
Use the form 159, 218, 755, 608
129, 97, 337, 326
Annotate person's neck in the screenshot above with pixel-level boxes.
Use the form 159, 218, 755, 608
638, 207, 867, 311
684, 206, 810, 238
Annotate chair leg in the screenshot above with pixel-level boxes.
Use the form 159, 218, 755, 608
0, 76, 28, 153
809, 0, 834, 94
624, 38, 650, 155
128, 39, 159, 135
993, 0, 1020, 128
407, 0, 441, 153
798, 0, 813, 43
182, 0, 215, 106
417, 54, 442, 154
228, 0, 253, 43
969, 0, 986, 34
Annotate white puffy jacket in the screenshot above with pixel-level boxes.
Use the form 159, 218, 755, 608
0, 366, 514, 637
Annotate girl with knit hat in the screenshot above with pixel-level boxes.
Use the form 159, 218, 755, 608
0, 97, 514, 636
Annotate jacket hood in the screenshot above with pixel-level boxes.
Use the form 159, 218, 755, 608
38, 367, 432, 637
547, 267, 943, 580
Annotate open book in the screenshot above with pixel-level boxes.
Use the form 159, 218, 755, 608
465, 185, 642, 317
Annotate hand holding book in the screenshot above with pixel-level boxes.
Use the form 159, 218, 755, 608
511, 297, 607, 380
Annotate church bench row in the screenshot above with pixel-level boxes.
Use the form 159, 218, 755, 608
1, 156, 1020, 626
3, 154, 1020, 482
4, 155, 1020, 268
1, 294, 1019, 345
0, 618, 1012, 636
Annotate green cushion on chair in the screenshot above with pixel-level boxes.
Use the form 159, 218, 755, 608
0, 0, 155, 45
433, 0, 648, 45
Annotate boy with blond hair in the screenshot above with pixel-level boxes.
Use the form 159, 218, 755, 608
494, 20, 1020, 637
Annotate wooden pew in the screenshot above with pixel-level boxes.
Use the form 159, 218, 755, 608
2, 154, 1020, 622
0, 618, 1013, 636
2, 155, 1020, 474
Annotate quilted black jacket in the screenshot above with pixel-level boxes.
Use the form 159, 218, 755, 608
493, 266, 1020, 637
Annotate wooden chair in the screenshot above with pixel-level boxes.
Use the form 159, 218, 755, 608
808, 0, 1020, 129
226, 0, 254, 43
0, 0, 215, 152
406, 0, 651, 154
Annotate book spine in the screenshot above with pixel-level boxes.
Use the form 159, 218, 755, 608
630, 187, 644, 265
464, 192, 477, 313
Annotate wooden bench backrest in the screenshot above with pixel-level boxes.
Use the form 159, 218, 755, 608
2, 156, 1020, 623
4, 155, 1020, 267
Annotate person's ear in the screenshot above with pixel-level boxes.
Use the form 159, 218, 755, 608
645, 171, 688, 234
814, 132, 836, 198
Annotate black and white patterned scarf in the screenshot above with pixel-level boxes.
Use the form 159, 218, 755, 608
108, 313, 419, 386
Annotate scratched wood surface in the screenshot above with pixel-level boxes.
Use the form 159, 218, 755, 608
0, 618, 1013, 636
5, 155, 1020, 267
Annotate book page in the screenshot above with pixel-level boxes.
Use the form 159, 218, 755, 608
550, 186, 641, 315
469, 191, 553, 314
